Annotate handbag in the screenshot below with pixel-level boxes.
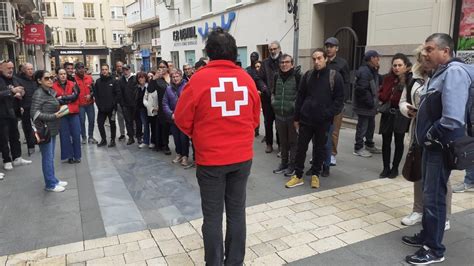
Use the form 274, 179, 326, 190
446, 136, 474, 170
32, 119, 51, 145
402, 143, 422, 182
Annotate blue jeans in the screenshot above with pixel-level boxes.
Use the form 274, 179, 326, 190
464, 167, 474, 185
60, 114, 82, 160
80, 104, 95, 139
324, 124, 334, 166
140, 110, 150, 144
171, 124, 189, 157
39, 136, 59, 189
419, 149, 450, 257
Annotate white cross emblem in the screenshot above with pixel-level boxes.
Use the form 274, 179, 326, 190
210, 77, 249, 117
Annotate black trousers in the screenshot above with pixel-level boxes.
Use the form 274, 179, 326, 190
295, 122, 330, 178
122, 106, 136, 139
156, 116, 170, 148
275, 118, 297, 167
135, 108, 145, 140
382, 131, 405, 170
0, 118, 22, 163
261, 93, 275, 146
196, 160, 252, 266
21, 108, 35, 149
97, 110, 117, 141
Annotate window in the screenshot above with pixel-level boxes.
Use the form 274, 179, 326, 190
0, 1, 15, 33
110, 6, 124, 19
83, 3, 94, 18
101, 29, 105, 44
99, 4, 103, 18
54, 31, 60, 45
63, 2, 74, 17
183, 0, 191, 19
42, 2, 57, 17
85, 28, 97, 43
185, 50, 195, 66
112, 31, 125, 44
237, 47, 248, 68
204, 0, 212, 12
65, 28, 77, 43
171, 51, 180, 70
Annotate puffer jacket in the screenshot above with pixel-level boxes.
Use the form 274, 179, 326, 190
271, 68, 301, 119
31, 87, 61, 136
52, 80, 80, 114
163, 80, 187, 120
353, 63, 381, 116
75, 74, 94, 106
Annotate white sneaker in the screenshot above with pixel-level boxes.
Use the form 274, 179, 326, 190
401, 212, 422, 226
172, 155, 183, 163
58, 181, 68, 187
0, 173, 4, 180
138, 143, 147, 149
330, 155, 337, 166
12, 157, 32, 166
149, 143, 155, 149
45, 186, 65, 192
445, 220, 450, 231
4, 162, 13, 170
353, 149, 373, 158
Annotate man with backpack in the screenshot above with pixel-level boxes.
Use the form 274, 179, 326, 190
285, 48, 344, 189
402, 33, 472, 265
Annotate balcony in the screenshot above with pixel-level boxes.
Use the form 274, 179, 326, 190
126, 1, 141, 28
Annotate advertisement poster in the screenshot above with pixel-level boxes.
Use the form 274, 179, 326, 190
457, 0, 474, 63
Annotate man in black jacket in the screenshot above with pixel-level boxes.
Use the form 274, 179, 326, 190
118, 64, 138, 145
0, 60, 31, 171
95, 64, 120, 147
260, 41, 282, 153
285, 48, 344, 189
113, 61, 127, 141
353, 50, 382, 158
15, 63, 37, 155
246, 52, 267, 137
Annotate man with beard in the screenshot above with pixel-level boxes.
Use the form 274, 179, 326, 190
64, 62, 75, 82
15, 63, 37, 155
260, 41, 282, 153
0, 60, 32, 171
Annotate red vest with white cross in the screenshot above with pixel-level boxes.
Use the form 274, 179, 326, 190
174, 60, 261, 166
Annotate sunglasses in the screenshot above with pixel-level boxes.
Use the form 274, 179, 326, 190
43, 76, 52, 81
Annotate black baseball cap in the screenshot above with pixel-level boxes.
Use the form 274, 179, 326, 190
364, 50, 381, 61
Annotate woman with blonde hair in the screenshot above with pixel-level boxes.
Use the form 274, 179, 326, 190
399, 45, 452, 229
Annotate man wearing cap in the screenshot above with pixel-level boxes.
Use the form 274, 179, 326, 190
352, 50, 382, 157
75, 62, 97, 144
118, 64, 139, 145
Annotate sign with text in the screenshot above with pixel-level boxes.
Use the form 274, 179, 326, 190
24, 24, 46, 45
173, 26, 197, 42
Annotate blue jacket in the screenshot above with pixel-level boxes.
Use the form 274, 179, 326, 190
416, 59, 471, 147
162, 80, 187, 120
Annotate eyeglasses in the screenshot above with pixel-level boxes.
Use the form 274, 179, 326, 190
43, 76, 52, 81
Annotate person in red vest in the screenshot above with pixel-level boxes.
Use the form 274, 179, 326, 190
174, 27, 260, 266
52, 68, 81, 163
75, 62, 97, 144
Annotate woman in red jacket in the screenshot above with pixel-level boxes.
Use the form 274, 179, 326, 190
378, 53, 412, 178
52, 68, 81, 164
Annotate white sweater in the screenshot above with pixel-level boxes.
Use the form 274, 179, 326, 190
143, 89, 159, 116
399, 74, 427, 144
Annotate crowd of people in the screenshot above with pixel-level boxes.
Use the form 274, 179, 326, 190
0, 28, 473, 265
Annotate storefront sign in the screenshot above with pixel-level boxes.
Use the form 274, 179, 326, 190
24, 24, 46, 45
198, 12, 236, 39
457, 0, 474, 63
173, 40, 198, 47
173, 26, 197, 41
59, 50, 83, 55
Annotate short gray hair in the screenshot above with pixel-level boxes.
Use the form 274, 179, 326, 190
425, 33, 454, 56
269, 41, 281, 48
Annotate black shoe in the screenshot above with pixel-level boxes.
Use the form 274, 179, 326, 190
68, 158, 75, 164
137, 138, 143, 145
405, 246, 445, 265
379, 168, 390, 178
273, 164, 288, 174
108, 139, 116, 148
388, 168, 399, 179
284, 167, 295, 177
97, 140, 107, 147
127, 139, 135, 145
321, 165, 330, 177
74, 159, 81, 164
163, 146, 172, 155
118, 135, 126, 141
28, 148, 35, 156
402, 233, 423, 247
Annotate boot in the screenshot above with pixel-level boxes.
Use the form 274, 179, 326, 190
108, 139, 116, 147
97, 140, 107, 147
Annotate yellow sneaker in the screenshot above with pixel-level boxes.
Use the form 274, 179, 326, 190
285, 175, 304, 188
311, 175, 320, 189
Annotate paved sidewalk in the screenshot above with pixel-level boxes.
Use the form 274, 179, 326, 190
1, 172, 472, 265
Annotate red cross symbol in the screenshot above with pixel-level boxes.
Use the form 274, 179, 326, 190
211, 77, 249, 117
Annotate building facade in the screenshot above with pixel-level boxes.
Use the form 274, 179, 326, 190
157, 0, 294, 70
43, 0, 133, 74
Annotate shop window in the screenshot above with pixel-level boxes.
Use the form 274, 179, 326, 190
42, 2, 57, 17
111, 6, 124, 19
185, 50, 195, 66
237, 47, 247, 68
65, 28, 77, 43
84, 3, 95, 18
63, 2, 74, 17
86, 28, 97, 43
